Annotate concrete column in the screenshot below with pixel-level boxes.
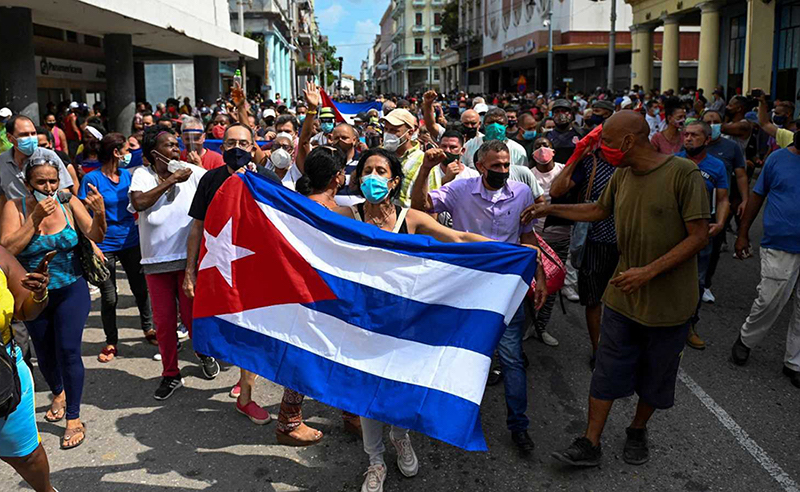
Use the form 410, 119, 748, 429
194, 55, 220, 106
0, 7, 38, 123
631, 24, 653, 91
660, 15, 681, 93
104, 34, 136, 136
134, 62, 147, 104
743, 0, 775, 93
697, 3, 720, 95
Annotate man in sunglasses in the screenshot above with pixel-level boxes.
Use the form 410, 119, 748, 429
180, 117, 225, 170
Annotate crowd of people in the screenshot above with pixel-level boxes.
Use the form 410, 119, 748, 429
0, 79, 797, 492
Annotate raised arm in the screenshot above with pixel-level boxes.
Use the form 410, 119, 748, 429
410, 149, 443, 212
233, 83, 267, 166
421, 90, 444, 140
72, 187, 106, 243
296, 81, 321, 174
130, 168, 192, 211
406, 208, 489, 243
756, 93, 777, 138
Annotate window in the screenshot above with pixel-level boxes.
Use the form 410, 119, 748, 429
33, 24, 63, 41
415, 38, 423, 55
416, 13, 423, 25
434, 68, 440, 81
433, 38, 442, 54
434, 13, 442, 25
777, 3, 800, 70
728, 16, 746, 75
66, 30, 78, 43
84, 34, 101, 47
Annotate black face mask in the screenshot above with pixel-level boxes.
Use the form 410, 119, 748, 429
507, 119, 517, 128
485, 169, 509, 189
587, 114, 605, 127
444, 152, 460, 165
223, 147, 252, 170
462, 126, 478, 140
685, 144, 706, 157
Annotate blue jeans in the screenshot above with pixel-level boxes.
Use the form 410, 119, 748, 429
497, 304, 529, 432
691, 241, 714, 325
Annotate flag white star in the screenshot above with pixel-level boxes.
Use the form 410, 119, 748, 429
198, 218, 255, 288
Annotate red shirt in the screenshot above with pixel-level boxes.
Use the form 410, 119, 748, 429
180, 148, 225, 170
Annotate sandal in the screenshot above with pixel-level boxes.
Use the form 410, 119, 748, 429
144, 329, 158, 346
61, 423, 86, 450
276, 423, 323, 447
44, 402, 66, 423
97, 345, 117, 363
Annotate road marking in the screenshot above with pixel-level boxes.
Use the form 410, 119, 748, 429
679, 369, 800, 492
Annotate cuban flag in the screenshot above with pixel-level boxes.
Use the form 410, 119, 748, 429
192, 171, 538, 451
320, 89, 383, 124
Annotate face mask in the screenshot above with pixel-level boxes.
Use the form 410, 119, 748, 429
383, 132, 406, 152
127, 147, 143, 168
167, 160, 189, 173
321, 122, 335, 134
672, 118, 685, 128
16, 136, 38, 156
120, 153, 132, 167
685, 144, 706, 157
484, 123, 507, 141
587, 114, 605, 127
653, 108, 661, 116
484, 169, 509, 189
600, 142, 628, 167
223, 147, 252, 170
522, 130, 537, 141
360, 174, 391, 204
458, 107, 466, 115
45, 122, 56, 128
462, 126, 477, 140
32, 189, 54, 203
507, 119, 517, 128
211, 125, 226, 139
554, 113, 570, 127
533, 146, 555, 165
772, 114, 787, 127
710, 123, 722, 140
543, 128, 554, 134
444, 152, 460, 165
270, 148, 292, 169
298, 115, 306, 125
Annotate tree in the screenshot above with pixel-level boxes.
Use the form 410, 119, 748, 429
441, 0, 460, 47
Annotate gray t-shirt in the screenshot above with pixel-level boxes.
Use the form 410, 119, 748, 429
0, 147, 74, 199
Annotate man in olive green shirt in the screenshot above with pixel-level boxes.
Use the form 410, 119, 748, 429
523, 111, 710, 468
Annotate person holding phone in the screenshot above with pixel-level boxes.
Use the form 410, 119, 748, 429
0, 156, 106, 450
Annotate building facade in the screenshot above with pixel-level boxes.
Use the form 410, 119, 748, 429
389, 0, 448, 94
0, 0, 257, 133
627, 0, 800, 101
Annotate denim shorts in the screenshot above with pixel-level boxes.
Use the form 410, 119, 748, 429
590, 307, 690, 409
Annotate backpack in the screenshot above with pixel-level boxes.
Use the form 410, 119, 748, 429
0, 340, 21, 419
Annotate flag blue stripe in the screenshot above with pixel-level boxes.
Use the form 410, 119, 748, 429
238, 172, 538, 280
193, 316, 488, 451
308, 270, 506, 357
333, 101, 383, 115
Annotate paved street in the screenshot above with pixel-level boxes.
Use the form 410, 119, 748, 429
3, 217, 798, 492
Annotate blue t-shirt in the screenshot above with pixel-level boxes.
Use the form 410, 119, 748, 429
78, 168, 139, 253
753, 149, 800, 254
707, 137, 746, 177
676, 151, 729, 198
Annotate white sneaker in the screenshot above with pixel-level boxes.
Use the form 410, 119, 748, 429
153, 353, 162, 361
177, 324, 189, 340
561, 286, 580, 302
390, 432, 418, 477
361, 463, 387, 492
702, 288, 716, 304
539, 330, 559, 347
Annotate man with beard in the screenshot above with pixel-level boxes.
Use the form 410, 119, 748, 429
328, 123, 364, 206
546, 99, 584, 164
720, 95, 753, 155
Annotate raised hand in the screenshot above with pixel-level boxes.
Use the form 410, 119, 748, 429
423, 90, 437, 107
304, 81, 321, 110
84, 183, 105, 215
422, 148, 446, 170
169, 167, 193, 184
31, 196, 57, 225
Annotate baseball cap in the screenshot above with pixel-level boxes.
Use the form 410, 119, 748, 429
69, 102, 79, 109
591, 100, 615, 112
473, 103, 489, 114
380, 108, 417, 129
319, 107, 335, 120
0, 107, 11, 118
620, 96, 633, 109
552, 99, 572, 111
262, 108, 276, 118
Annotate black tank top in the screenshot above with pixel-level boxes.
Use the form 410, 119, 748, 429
355, 203, 409, 234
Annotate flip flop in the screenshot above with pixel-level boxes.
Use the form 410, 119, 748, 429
61, 423, 86, 450
144, 329, 159, 346
44, 402, 66, 423
98, 345, 117, 363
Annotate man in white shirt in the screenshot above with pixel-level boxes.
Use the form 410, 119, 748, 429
463, 108, 530, 168
645, 100, 665, 139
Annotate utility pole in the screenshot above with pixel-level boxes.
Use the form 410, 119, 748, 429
607, 0, 617, 91
547, 0, 553, 95
338, 56, 344, 96
464, 29, 471, 93
237, 0, 247, 95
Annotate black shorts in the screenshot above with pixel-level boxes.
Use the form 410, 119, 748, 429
578, 241, 619, 307
590, 307, 690, 409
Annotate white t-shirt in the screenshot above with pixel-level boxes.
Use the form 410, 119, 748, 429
267, 163, 303, 191
531, 162, 570, 241
127, 164, 206, 265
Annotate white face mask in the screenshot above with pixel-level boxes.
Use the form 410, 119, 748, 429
383, 132, 401, 152
270, 148, 292, 169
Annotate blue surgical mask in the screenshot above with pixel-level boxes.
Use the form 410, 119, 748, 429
321, 122, 334, 134
484, 123, 507, 141
653, 108, 661, 116
17, 136, 38, 156
120, 153, 132, 167
360, 174, 391, 204
32, 189, 54, 203
128, 148, 143, 168
710, 123, 721, 140
522, 130, 537, 141
298, 115, 306, 125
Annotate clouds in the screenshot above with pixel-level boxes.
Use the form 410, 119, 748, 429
318, 4, 345, 26
333, 19, 380, 76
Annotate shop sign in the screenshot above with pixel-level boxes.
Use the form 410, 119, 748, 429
36, 56, 105, 82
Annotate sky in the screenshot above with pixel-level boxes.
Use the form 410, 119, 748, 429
314, 0, 389, 77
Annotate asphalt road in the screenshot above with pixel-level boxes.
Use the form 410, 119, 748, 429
3, 216, 798, 492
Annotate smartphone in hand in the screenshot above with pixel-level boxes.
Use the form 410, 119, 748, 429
35, 251, 57, 273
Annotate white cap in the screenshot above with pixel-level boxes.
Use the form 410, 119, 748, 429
0, 107, 11, 118
262, 108, 276, 118
621, 96, 633, 109
69, 101, 80, 109
473, 103, 489, 114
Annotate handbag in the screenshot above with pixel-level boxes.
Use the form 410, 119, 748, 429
569, 154, 598, 269
0, 339, 21, 419
529, 232, 566, 295
67, 202, 110, 286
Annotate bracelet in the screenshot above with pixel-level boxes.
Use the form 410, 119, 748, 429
32, 290, 48, 303
306, 110, 318, 115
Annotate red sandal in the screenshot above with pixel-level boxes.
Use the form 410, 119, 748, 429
98, 345, 117, 363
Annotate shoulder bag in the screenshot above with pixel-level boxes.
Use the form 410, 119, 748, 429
569, 154, 598, 269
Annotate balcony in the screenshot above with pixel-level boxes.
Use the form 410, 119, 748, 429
392, 24, 405, 40
391, 0, 404, 18
431, 25, 442, 33
412, 24, 426, 33
431, 0, 444, 5
412, 0, 426, 8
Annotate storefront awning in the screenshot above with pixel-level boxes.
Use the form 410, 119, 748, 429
468, 43, 633, 72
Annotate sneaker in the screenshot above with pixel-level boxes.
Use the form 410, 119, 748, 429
236, 400, 272, 425
686, 324, 706, 350
177, 324, 189, 340
623, 427, 649, 465
535, 330, 559, 347
229, 383, 241, 398
561, 286, 580, 302
197, 354, 220, 379
390, 432, 419, 477
731, 336, 751, 366
361, 463, 387, 492
551, 437, 602, 467
511, 430, 535, 457
782, 366, 800, 389
154, 376, 184, 400
702, 288, 716, 304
